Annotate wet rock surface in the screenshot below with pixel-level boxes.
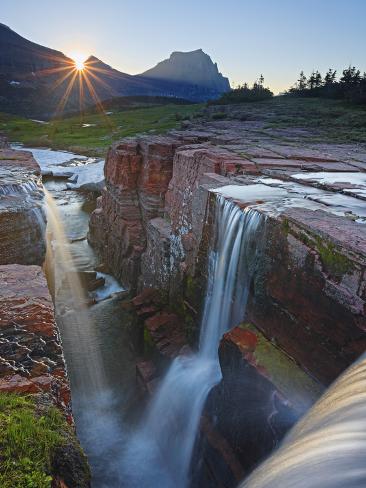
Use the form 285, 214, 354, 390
0, 264, 91, 486
0, 148, 46, 265
205, 324, 323, 474
0, 264, 71, 414
89, 118, 366, 484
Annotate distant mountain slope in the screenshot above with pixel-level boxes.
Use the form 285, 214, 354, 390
142, 49, 230, 92
0, 24, 230, 118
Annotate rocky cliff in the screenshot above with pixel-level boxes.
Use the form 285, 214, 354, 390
0, 146, 90, 487
142, 49, 230, 92
89, 119, 366, 482
0, 148, 46, 265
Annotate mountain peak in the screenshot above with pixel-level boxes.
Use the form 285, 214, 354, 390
142, 49, 230, 92
0, 23, 12, 31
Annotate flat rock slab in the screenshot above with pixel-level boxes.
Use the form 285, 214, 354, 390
0, 264, 71, 414
284, 207, 366, 257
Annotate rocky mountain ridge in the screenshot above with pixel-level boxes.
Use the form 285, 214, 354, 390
142, 49, 230, 92
0, 23, 230, 117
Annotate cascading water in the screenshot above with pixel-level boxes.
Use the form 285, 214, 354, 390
241, 355, 366, 488
121, 195, 263, 488
44, 188, 106, 394
45, 189, 130, 486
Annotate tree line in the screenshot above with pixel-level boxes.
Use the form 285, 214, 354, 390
287, 66, 366, 104
212, 75, 273, 104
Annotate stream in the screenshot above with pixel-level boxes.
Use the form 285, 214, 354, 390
14, 145, 366, 488
23, 146, 139, 487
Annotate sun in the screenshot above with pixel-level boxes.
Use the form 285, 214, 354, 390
69, 52, 88, 71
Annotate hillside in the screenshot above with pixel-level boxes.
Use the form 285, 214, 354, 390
0, 24, 230, 118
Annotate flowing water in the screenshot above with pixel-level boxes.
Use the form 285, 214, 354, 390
31, 146, 366, 488
26, 155, 137, 487
121, 196, 263, 488
241, 355, 366, 488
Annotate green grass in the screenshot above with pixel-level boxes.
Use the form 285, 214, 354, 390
0, 103, 203, 156
0, 393, 68, 488
230, 96, 366, 143
1, 97, 365, 155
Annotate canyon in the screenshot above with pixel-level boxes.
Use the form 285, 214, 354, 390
88, 117, 366, 484
1, 110, 366, 486
0, 145, 90, 487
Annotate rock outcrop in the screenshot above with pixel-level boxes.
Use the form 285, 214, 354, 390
89, 118, 366, 482
141, 49, 230, 93
0, 148, 46, 265
0, 264, 90, 486
247, 207, 366, 385
206, 324, 323, 474
0, 147, 89, 486
0, 264, 70, 413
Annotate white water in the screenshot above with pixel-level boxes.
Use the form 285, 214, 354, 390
121, 196, 263, 488
241, 355, 366, 488
44, 188, 106, 394
43, 180, 136, 487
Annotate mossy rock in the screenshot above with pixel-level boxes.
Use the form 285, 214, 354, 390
315, 236, 354, 278
0, 393, 90, 488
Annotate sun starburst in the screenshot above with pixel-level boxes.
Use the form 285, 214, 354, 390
32, 50, 115, 126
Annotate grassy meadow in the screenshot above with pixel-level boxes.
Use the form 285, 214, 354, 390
0, 103, 203, 156
0, 97, 365, 158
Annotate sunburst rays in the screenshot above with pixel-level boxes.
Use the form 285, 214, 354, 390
33, 51, 114, 126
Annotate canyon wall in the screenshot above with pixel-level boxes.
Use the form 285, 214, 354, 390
0, 148, 46, 265
89, 121, 366, 482
0, 146, 90, 487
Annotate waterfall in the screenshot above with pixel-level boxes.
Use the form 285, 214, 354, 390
45, 188, 130, 486
241, 355, 366, 488
121, 195, 263, 488
44, 188, 106, 394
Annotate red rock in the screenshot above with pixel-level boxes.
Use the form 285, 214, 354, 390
144, 312, 187, 358
32, 375, 53, 392
0, 149, 46, 266
0, 264, 71, 413
247, 208, 366, 385
0, 374, 40, 393
222, 328, 258, 353
132, 288, 161, 307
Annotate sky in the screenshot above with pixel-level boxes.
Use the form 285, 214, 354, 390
2, 0, 366, 93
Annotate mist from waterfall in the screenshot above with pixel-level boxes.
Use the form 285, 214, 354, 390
121, 195, 263, 488
44, 188, 106, 394
45, 189, 129, 486
241, 355, 366, 488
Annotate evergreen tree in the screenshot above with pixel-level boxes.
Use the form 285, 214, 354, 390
324, 69, 337, 85
308, 71, 317, 90
297, 71, 307, 90
314, 71, 323, 87
341, 66, 361, 85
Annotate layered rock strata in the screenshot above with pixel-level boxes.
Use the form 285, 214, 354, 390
0, 264, 90, 486
0, 265, 71, 414
0, 148, 46, 265
89, 121, 366, 481
205, 324, 323, 475
0, 148, 89, 486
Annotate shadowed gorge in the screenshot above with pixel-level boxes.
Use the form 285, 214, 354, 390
0, 4, 366, 486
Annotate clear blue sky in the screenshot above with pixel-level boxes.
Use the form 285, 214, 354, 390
2, 0, 365, 93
